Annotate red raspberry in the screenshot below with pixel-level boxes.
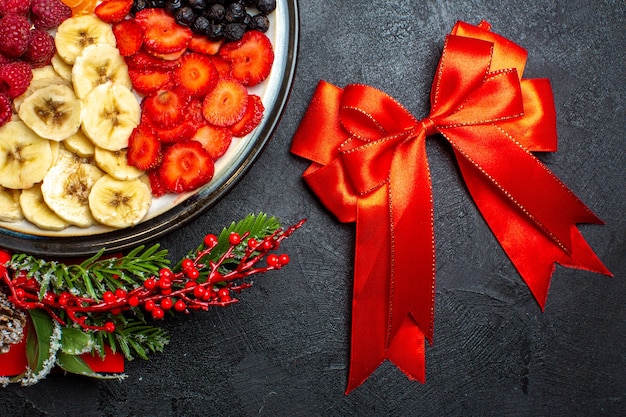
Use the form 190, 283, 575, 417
0, 52, 14, 66
0, 13, 31, 58
0, 93, 12, 128
0, 0, 31, 16
30, 0, 71, 30
24, 29, 56, 68
0, 61, 33, 98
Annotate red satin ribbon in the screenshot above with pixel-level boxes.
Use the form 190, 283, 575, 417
291, 20, 612, 394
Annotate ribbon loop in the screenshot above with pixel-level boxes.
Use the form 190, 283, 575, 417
291, 20, 611, 394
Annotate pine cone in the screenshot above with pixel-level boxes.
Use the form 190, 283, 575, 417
0, 292, 26, 353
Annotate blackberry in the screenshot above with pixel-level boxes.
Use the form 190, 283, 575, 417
187, 0, 206, 11
223, 22, 246, 41
225, 1, 245, 22
206, 22, 224, 40
192, 15, 210, 34
205, 3, 225, 21
250, 13, 269, 32
165, 0, 183, 14
256, 0, 275, 14
131, 0, 149, 15
147, 0, 166, 8
174, 6, 196, 27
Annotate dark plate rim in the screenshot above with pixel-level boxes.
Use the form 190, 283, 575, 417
0, 0, 300, 258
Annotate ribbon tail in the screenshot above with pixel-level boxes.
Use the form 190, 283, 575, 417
445, 125, 602, 253
384, 130, 434, 381
386, 315, 426, 383
346, 187, 392, 394
455, 152, 612, 308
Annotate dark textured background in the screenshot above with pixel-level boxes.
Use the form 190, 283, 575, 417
2, 0, 625, 415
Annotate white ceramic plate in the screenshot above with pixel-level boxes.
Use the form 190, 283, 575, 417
0, 0, 299, 257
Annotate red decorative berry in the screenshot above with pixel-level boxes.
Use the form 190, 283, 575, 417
0, 249, 10, 266
15, 288, 25, 298
58, 292, 70, 306
181, 258, 194, 270
160, 297, 173, 310
0, 0, 32, 16
144, 299, 156, 312
174, 299, 186, 312
266, 254, 279, 267
128, 295, 140, 307
0, 93, 11, 128
203, 234, 218, 248
159, 268, 174, 280
144, 277, 156, 290
104, 322, 116, 333
115, 288, 127, 299
158, 277, 171, 290
217, 288, 229, 298
43, 292, 55, 303
278, 254, 290, 266
229, 232, 241, 245
0, 13, 31, 58
151, 307, 164, 319
103, 291, 116, 303
193, 285, 206, 298
0, 61, 33, 98
23, 28, 56, 68
30, 0, 72, 31
186, 267, 199, 280
262, 240, 273, 251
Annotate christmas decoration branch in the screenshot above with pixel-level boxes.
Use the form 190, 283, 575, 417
0, 213, 305, 385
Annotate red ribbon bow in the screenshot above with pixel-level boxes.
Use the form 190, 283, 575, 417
291, 20, 612, 394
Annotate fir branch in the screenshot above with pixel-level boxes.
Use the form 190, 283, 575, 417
0, 213, 305, 385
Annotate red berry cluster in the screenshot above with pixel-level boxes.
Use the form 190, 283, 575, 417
0, 221, 304, 334
0, 0, 72, 127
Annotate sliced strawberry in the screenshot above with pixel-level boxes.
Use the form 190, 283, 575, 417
128, 68, 170, 95
208, 56, 232, 78
219, 30, 274, 86
94, 0, 133, 24
186, 98, 206, 129
142, 89, 188, 128
152, 119, 197, 144
158, 141, 214, 193
136, 8, 192, 55
147, 169, 168, 197
127, 126, 162, 171
174, 53, 219, 97
201, 78, 248, 127
191, 124, 233, 161
125, 48, 181, 70
188, 35, 223, 56
230, 94, 264, 137
150, 48, 187, 61
112, 20, 143, 57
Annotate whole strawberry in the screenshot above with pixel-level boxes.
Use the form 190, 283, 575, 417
30, 0, 71, 30
0, 61, 33, 98
0, 0, 31, 16
24, 28, 56, 67
0, 13, 31, 57
0, 93, 12, 127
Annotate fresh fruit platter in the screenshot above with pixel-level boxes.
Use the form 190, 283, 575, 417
0, 0, 298, 256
